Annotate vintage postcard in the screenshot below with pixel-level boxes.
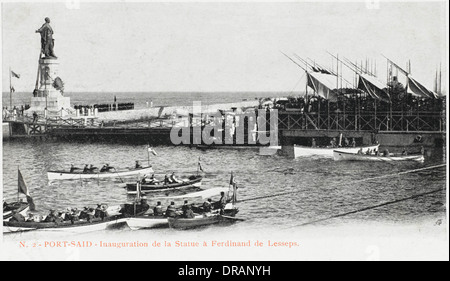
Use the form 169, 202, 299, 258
1, 0, 448, 265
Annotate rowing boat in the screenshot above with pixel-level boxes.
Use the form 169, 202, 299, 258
168, 203, 240, 230
294, 144, 380, 158
125, 175, 203, 194
47, 166, 154, 180
333, 150, 425, 162
3, 215, 126, 234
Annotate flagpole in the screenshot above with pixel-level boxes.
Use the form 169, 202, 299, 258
17, 166, 20, 202
147, 144, 150, 166
10, 66, 12, 109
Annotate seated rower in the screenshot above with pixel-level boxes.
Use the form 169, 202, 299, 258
164, 174, 171, 185
135, 160, 142, 169
165, 201, 178, 218
88, 164, 98, 172
153, 201, 164, 216
9, 210, 26, 222
82, 164, 89, 173
26, 212, 35, 222
357, 148, 364, 155
170, 172, 180, 183
365, 149, 371, 155
43, 209, 58, 222
99, 163, 114, 172
383, 149, 390, 157
70, 164, 80, 173
202, 198, 213, 212
183, 205, 195, 219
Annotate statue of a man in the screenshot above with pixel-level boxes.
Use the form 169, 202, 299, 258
36, 17, 57, 59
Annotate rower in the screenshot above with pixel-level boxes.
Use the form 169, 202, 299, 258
88, 164, 97, 172
164, 174, 171, 185
83, 164, 89, 173
43, 209, 57, 222
165, 202, 177, 218
170, 172, 180, 183
100, 163, 114, 172
183, 204, 195, 219
26, 212, 35, 222
100, 164, 108, 172
153, 201, 164, 216
202, 198, 212, 212
141, 174, 149, 184
311, 138, 317, 148
135, 160, 142, 169
357, 148, 364, 155
9, 210, 25, 222
70, 164, 79, 173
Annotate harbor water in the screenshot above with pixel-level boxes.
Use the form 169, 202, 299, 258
2, 92, 447, 260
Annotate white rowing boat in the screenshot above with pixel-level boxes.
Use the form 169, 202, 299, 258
47, 166, 154, 180
294, 144, 380, 158
333, 150, 425, 162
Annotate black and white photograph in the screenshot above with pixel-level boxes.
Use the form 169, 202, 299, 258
1, 0, 448, 263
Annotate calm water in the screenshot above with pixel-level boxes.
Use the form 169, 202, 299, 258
2, 91, 285, 109
1, 92, 447, 245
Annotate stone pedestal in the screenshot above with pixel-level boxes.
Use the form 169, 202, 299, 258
26, 58, 72, 116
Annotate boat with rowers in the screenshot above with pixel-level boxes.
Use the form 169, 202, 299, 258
47, 162, 154, 181
125, 174, 203, 194
333, 150, 425, 162
294, 143, 380, 158
123, 176, 242, 230
167, 175, 241, 230
3, 204, 126, 233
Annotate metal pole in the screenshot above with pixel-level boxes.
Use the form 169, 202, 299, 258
9, 67, 12, 109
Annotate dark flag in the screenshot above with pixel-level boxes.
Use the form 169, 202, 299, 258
11, 70, 20, 78
229, 172, 235, 185
229, 172, 237, 203
18, 169, 35, 210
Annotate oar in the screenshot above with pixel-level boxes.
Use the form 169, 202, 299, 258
221, 215, 245, 221
112, 168, 124, 183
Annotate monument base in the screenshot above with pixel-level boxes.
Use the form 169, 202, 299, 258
26, 95, 74, 117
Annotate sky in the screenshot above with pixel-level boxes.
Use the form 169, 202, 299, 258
1, 0, 448, 93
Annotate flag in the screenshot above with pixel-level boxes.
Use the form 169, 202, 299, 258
197, 158, 204, 172
229, 172, 237, 203
229, 172, 235, 185
11, 70, 20, 78
147, 146, 157, 156
18, 169, 35, 210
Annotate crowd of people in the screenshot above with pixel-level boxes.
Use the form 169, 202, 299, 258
270, 92, 444, 115
2, 105, 30, 121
